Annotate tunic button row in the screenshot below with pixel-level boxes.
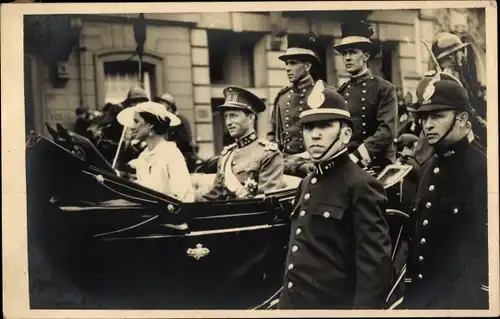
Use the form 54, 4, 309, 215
311, 177, 317, 184
292, 245, 299, 253
296, 228, 302, 235
425, 202, 432, 208
429, 185, 435, 191
304, 193, 310, 200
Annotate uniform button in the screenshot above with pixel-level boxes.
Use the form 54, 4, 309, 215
370, 76, 374, 80
420, 238, 426, 244
426, 202, 432, 208
286, 102, 290, 105
453, 208, 459, 214
232, 161, 236, 165
292, 245, 299, 253
288, 281, 293, 288
347, 85, 351, 89
311, 177, 317, 184
362, 90, 367, 94
362, 107, 366, 111
285, 124, 289, 128
418, 256, 424, 262
362, 114, 366, 118
296, 228, 302, 235
433, 167, 440, 174
363, 131, 367, 135
299, 210, 306, 217
300, 94, 305, 97
361, 98, 366, 102
422, 219, 429, 226
286, 109, 290, 113
299, 101, 303, 104
362, 123, 366, 126
418, 274, 423, 279
288, 263, 294, 270
299, 108, 303, 111
362, 82, 367, 86
429, 185, 435, 191
345, 93, 350, 97
302, 89, 306, 92
304, 193, 310, 200
323, 212, 330, 218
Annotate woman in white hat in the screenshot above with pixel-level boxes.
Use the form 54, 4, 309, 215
117, 101, 195, 202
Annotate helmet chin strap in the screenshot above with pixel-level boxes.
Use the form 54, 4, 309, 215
428, 111, 459, 146
311, 129, 343, 163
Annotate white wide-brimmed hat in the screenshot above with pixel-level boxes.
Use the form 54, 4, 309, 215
117, 101, 181, 128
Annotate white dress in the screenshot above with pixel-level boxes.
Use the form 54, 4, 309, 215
134, 139, 195, 202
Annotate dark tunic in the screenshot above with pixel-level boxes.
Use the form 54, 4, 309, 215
337, 69, 397, 169
269, 75, 315, 155
401, 136, 489, 309
278, 150, 393, 309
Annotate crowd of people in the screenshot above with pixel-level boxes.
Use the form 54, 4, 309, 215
69, 19, 488, 310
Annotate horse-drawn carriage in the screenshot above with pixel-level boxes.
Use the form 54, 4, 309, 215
26, 124, 413, 309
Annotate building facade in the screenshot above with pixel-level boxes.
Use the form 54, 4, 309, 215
24, 8, 486, 159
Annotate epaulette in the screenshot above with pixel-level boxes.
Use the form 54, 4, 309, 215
258, 139, 279, 151
273, 86, 291, 105
221, 143, 237, 156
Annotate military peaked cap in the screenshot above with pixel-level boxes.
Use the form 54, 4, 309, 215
217, 87, 266, 114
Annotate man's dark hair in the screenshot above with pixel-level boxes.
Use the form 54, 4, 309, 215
139, 112, 171, 136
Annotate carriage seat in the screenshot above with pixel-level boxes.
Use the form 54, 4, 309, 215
190, 173, 301, 198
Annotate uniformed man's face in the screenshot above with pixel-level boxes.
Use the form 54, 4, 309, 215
285, 59, 311, 83
421, 110, 467, 145
341, 48, 369, 75
303, 120, 350, 159
224, 109, 254, 138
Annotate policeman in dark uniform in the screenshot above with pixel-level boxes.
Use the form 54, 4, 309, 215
334, 20, 397, 172
278, 81, 393, 309
268, 33, 321, 176
199, 87, 284, 201
400, 77, 488, 309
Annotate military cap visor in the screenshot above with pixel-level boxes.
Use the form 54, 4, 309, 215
217, 87, 266, 114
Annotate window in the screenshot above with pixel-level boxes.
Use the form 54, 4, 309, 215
103, 61, 155, 104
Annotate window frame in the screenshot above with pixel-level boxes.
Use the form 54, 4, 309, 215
94, 49, 165, 107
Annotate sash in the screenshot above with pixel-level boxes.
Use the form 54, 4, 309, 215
223, 149, 244, 194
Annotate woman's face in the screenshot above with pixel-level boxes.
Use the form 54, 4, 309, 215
131, 113, 152, 140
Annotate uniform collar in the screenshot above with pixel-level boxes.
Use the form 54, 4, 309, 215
293, 74, 314, 92
235, 131, 258, 148
349, 68, 373, 84
315, 148, 350, 176
434, 135, 471, 160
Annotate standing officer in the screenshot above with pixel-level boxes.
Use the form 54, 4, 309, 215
198, 87, 284, 201
400, 77, 488, 309
268, 33, 321, 176
278, 81, 393, 309
334, 20, 397, 172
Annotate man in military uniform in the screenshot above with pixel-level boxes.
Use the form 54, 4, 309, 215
399, 77, 488, 309
198, 87, 284, 201
334, 20, 397, 172
278, 81, 393, 309
268, 33, 321, 176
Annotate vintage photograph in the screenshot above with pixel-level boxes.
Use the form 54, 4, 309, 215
2, 1, 498, 317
